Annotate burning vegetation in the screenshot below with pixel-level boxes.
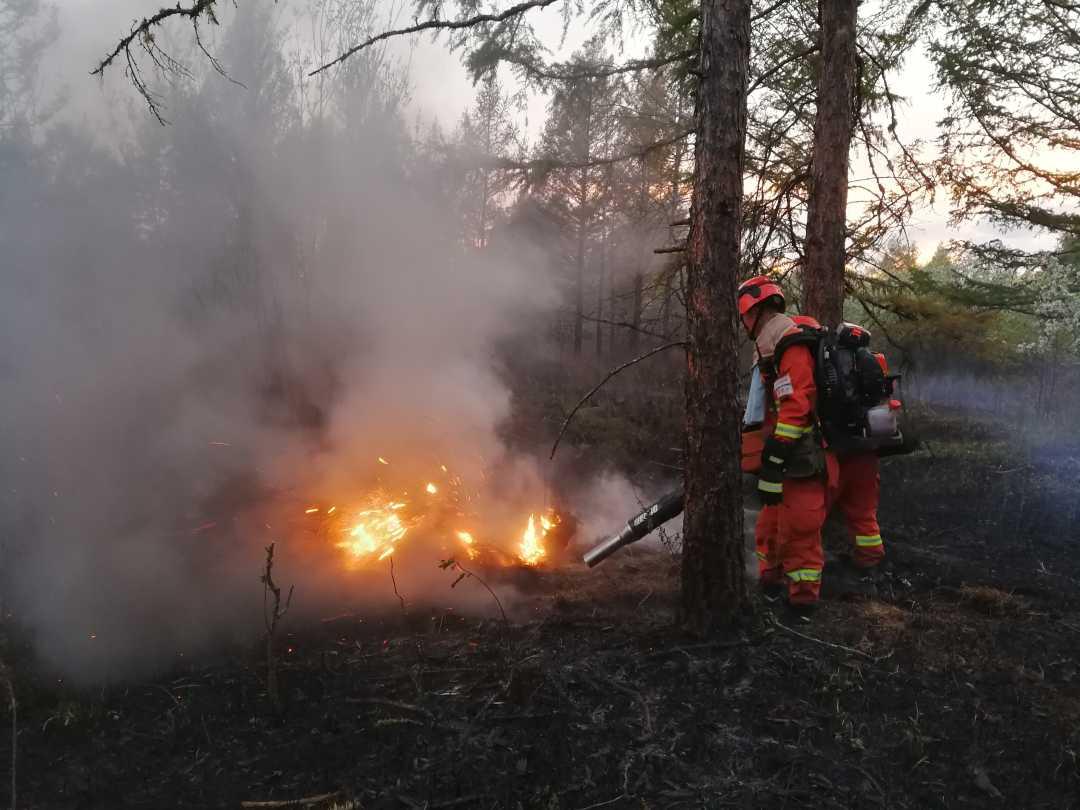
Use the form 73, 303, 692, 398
298, 457, 572, 572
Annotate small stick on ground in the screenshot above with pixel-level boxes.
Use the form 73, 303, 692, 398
772, 616, 875, 660
550, 341, 686, 459
240, 791, 341, 808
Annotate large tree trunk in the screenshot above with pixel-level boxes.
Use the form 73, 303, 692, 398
630, 158, 648, 351
802, 0, 858, 327
681, 0, 752, 633
596, 212, 607, 356
574, 213, 586, 356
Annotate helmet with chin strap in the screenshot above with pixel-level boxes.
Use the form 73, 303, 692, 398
737, 275, 786, 317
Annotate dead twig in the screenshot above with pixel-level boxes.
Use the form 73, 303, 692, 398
653, 245, 686, 254
261, 543, 294, 715
549, 341, 686, 459
239, 792, 341, 808
311, 0, 563, 75
771, 616, 875, 660
345, 698, 435, 719
389, 556, 407, 613
438, 559, 509, 630
574, 795, 628, 810
644, 639, 747, 661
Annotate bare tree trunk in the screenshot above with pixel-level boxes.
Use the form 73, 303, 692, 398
681, 0, 752, 633
802, 0, 858, 327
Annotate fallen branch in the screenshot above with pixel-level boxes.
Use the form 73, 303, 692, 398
653, 245, 686, 254
574, 794, 628, 810
549, 341, 686, 459
240, 792, 341, 808
346, 698, 435, 719
772, 616, 875, 660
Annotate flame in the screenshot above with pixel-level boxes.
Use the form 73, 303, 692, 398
518, 511, 561, 566
377, 457, 389, 465
519, 514, 546, 566
336, 497, 410, 565
455, 530, 479, 559
426, 482, 438, 494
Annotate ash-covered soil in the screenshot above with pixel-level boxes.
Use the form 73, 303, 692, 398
5, 409, 1080, 809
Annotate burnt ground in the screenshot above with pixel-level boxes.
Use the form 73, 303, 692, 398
4, 407, 1080, 809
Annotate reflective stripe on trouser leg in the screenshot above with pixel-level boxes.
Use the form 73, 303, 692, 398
755, 505, 782, 585
778, 477, 826, 605
837, 453, 885, 568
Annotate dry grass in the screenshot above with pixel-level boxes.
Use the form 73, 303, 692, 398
959, 585, 1028, 617
859, 601, 909, 643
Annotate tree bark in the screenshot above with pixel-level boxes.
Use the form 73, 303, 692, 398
681, 0, 752, 633
574, 182, 586, 356
596, 211, 606, 356
802, 0, 858, 327
630, 158, 648, 350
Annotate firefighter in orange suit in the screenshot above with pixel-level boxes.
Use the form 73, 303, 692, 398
738, 276, 829, 610
754, 314, 887, 583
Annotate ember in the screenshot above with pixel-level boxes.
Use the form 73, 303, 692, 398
335, 496, 410, 565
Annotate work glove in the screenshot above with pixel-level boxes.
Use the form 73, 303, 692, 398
757, 436, 791, 506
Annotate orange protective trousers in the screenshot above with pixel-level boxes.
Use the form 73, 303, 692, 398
756, 453, 885, 594
829, 452, 885, 568
754, 476, 826, 605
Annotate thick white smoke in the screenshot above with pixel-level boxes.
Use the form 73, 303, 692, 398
0, 1, 589, 683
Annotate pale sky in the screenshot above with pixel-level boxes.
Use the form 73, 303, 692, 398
47, 0, 1056, 260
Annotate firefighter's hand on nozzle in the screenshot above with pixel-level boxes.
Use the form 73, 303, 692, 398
757, 437, 789, 506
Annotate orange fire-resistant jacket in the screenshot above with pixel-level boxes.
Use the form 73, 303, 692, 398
754, 315, 818, 445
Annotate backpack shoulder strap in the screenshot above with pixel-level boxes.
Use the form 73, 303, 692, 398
773, 324, 824, 370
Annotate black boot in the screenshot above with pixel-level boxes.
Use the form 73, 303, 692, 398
783, 599, 816, 622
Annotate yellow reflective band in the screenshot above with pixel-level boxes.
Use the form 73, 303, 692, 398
855, 534, 883, 547
758, 480, 783, 494
767, 455, 785, 465
786, 568, 822, 583
756, 551, 768, 561
774, 422, 810, 440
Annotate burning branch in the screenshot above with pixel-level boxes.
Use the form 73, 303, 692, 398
261, 543, 294, 715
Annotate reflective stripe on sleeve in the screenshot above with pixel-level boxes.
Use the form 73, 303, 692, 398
786, 568, 822, 583
758, 480, 783, 494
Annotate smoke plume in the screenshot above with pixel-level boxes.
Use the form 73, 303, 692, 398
0, 1, 585, 683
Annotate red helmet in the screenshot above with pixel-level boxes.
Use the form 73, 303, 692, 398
791, 314, 821, 328
737, 275, 785, 317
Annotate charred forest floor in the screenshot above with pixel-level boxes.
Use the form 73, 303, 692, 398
5, 407, 1080, 809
